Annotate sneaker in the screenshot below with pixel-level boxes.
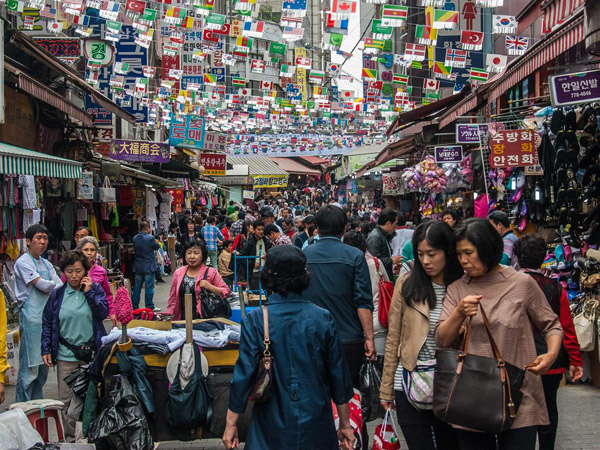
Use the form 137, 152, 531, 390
152, 307, 162, 312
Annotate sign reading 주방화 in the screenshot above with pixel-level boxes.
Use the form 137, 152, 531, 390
434, 146, 463, 163
549, 69, 600, 107
456, 124, 488, 144
199, 153, 226, 176
169, 115, 206, 149
109, 140, 170, 163
489, 129, 536, 168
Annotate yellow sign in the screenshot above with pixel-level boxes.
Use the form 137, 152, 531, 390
295, 47, 307, 102
252, 174, 288, 188
231, 19, 242, 37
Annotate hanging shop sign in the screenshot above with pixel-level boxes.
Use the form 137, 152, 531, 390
109, 139, 170, 163
169, 115, 206, 149
203, 131, 227, 152
489, 129, 536, 168
549, 69, 600, 107
456, 124, 488, 144
166, 188, 184, 204
82, 39, 115, 67
199, 153, 227, 176
434, 146, 463, 163
252, 174, 289, 188
243, 189, 255, 200
33, 37, 81, 64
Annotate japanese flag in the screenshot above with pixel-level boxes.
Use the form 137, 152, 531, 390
339, 90, 354, 100
47, 21, 63, 33
239, 88, 251, 96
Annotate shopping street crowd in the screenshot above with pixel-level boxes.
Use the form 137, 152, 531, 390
0, 187, 589, 450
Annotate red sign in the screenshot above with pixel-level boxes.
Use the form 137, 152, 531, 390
199, 153, 226, 176
166, 188, 184, 205
162, 52, 180, 91
489, 129, 536, 168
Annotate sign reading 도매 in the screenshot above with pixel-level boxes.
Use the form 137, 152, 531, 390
489, 129, 536, 168
169, 115, 206, 149
199, 153, 226, 176
109, 140, 170, 163
456, 124, 488, 144
550, 69, 600, 107
434, 145, 463, 163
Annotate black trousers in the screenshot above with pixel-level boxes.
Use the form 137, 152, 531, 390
454, 426, 537, 450
394, 390, 459, 450
342, 343, 368, 447
538, 373, 563, 450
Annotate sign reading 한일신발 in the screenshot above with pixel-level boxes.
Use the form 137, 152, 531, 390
456, 124, 488, 144
549, 69, 600, 107
488, 129, 536, 168
109, 140, 170, 163
434, 146, 463, 163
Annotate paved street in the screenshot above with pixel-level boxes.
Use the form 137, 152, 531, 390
4, 275, 600, 449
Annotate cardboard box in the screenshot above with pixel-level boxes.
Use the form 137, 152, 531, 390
4, 328, 19, 385
128, 319, 172, 331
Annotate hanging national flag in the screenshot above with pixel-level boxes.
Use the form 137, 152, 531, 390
486, 54, 507, 73
339, 89, 354, 100
324, 33, 343, 50
505, 35, 528, 55
109, 74, 125, 88
280, 64, 296, 77
105, 19, 122, 41
205, 12, 226, 28
493, 15, 517, 34
460, 30, 484, 51
236, 36, 253, 48
125, 0, 146, 15
204, 73, 217, 85
361, 68, 378, 80
331, 0, 357, 19
415, 25, 438, 45
143, 66, 156, 77
260, 80, 274, 91
313, 86, 328, 97
326, 14, 349, 34
363, 38, 385, 53
169, 69, 183, 79
162, 44, 179, 56
269, 42, 286, 56
233, 0, 256, 10
282, 26, 304, 41
433, 62, 455, 80
309, 70, 325, 84
381, 4, 408, 26
180, 16, 195, 28
411, 61, 423, 69
470, 67, 489, 82
392, 73, 408, 85
76, 26, 93, 37
295, 56, 311, 69
404, 43, 426, 61
251, 59, 266, 73
232, 46, 249, 58
232, 77, 246, 87
135, 78, 149, 92
39, 6, 57, 18
371, 19, 393, 39
432, 9, 458, 29
72, 14, 90, 26
63, 0, 83, 15
281, 15, 304, 27
445, 48, 467, 68
194, 0, 214, 14
99, 1, 120, 20
165, 6, 187, 24
243, 20, 265, 37
86, 71, 99, 86
423, 78, 440, 91
327, 62, 340, 75
114, 62, 129, 74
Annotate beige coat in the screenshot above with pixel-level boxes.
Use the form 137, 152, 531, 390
380, 275, 432, 401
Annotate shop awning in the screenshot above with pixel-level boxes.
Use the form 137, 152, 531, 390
225, 156, 288, 177
542, 0, 585, 33
269, 157, 321, 175
356, 136, 418, 177
0, 143, 82, 178
487, 12, 584, 104
299, 156, 330, 167
9, 32, 136, 124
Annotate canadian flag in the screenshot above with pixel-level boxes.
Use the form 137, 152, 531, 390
423, 78, 440, 91
260, 80, 273, 91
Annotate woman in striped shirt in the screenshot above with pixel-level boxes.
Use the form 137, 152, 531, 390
380, 221, 463, 450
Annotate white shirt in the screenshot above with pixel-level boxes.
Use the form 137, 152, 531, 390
14, 253, 62, 307
391, 228, 414, 257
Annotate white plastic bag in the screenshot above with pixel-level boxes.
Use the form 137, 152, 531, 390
0, 409, 44, 450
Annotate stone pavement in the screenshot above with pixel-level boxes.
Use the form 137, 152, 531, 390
4, 275, 600, 449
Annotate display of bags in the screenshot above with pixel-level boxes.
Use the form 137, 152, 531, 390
200, 268, 232, 319
433, 303, 525, 433
374, 258, 395, 328
401, 359, 436, 410
248, 306, 274, 403
78, 171, 94, 200
98, 176, 116, 203
373, 409, 401, 450
573, 298, 598, 352
359, 358, 384, 422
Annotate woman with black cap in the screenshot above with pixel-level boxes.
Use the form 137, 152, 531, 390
223, 245, 356, 450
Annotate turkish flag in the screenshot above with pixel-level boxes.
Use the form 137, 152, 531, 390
203, 29, 218, 43
126, 0, 146, 13
460, 30, 483, 46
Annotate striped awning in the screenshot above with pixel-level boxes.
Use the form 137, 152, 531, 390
488, 14, 584, 104
0, 143, 83, 178
542, 0, 585, 32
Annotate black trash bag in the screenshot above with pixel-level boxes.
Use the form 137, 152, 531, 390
63, 364, 90, 398
359, 357, 385, 422
88, 374, 154, 450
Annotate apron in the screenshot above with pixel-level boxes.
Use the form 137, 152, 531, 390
19, 252, 53, 368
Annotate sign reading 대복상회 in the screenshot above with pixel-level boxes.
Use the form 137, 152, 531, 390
109, 140, 170, 163
550, 69, 600, 107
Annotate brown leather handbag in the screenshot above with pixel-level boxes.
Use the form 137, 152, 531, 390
433, 303, 525, 433
248, 306, 274, 403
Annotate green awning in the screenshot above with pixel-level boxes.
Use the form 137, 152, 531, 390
0, 143, 82, 179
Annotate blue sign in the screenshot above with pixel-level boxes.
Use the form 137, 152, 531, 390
85, 13, 148, 123
435, 36, 484, 88
211, 67, 225, 82
169, 115, 206, 149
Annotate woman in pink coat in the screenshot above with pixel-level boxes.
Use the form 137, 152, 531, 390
167, 239, 231, 320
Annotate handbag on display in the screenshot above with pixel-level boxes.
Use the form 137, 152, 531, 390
433, 303, 525, 433
199, 268, 232, 319
248, 306, 274, 403
374, 258, 395, 328
77, 171, 94, 200
401, 359, 436, 410
573, 298, 598, 352
98, 176, 117, 203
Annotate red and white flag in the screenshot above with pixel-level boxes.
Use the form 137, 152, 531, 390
260, 80, 274, 91
460, 30, 484, 50
251, 59, 266, 73
404, 43, 426, 61
423, 78, 440, 91
296, 57, 311, 69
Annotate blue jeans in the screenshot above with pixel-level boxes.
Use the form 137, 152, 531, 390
132, 272, 155, 310
16, 363, 49, 402
208, 250, 218, 267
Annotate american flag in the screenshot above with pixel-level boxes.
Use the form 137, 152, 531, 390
39, 6, 57, 18
445, 49, 467, 68
505, 35, 529, 55
282, 26, 304, 41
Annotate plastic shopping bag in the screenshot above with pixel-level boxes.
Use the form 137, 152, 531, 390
373, 409, 401, 450
359, 357, 385, 422
332, 389, 363, 449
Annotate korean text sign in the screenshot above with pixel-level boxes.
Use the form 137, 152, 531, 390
203, 131, 227, 152
489, 129, 536, 168
199, 153, 226, 176
456, 124, 488, 144
550, 70, 600, 107
252, 175, 289, 188
169, 115, 206, 149
434, 146, 463, 163
109, 140, 170, 163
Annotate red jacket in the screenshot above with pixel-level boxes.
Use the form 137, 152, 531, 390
546, 288, 582, 374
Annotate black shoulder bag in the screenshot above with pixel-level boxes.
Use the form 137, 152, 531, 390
199, 268, 232, 319
60, 336, 96, 363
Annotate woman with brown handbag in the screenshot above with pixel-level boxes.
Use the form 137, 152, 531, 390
435, 219, 563, 450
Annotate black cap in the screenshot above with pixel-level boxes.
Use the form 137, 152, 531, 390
264, 245, 307, 278
303, 214, 315, 224
260, 207, 275, 217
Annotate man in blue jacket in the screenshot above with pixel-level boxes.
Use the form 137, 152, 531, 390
132, 221, 160, 310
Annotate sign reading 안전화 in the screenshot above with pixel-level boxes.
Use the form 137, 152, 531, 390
169, 115, 206, 149
488, 129, 536, 168
456, 124, 488, 144
199, 153, 227, 176
434, 146, 463, 163
549, 69, 600, 107
109, 140, 170, 163
252, 175, 289, 188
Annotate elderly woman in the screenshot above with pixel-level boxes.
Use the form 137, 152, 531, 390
222, 245, 356, 450
41, 251, 108, 441
436, 219, 563, 450
77, 236, 115, 327
167, 239, 231, 320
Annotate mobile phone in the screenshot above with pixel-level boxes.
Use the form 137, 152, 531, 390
80, 271, 89, 291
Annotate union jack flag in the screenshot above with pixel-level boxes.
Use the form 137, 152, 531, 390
505, 35, 529, 55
